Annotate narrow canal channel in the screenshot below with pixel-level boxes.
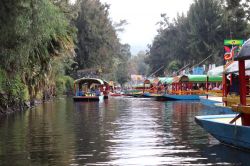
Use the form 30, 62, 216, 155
0, 97, 249, 165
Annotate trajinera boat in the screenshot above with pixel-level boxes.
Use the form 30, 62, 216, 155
157, 74, 222, 101
196, 39, 250, 150
73, 78, 106, 101
141, 77, 172, 98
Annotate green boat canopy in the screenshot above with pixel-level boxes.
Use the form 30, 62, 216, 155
186, 75, 207, 82
178, 75, 222, 83
208, 76, 222, 82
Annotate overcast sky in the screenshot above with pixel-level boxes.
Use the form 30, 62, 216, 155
98, 0, 194, 54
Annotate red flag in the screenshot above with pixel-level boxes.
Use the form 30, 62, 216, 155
224, 46, 231, 53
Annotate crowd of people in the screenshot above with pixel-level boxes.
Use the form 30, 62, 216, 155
77, 87, 102, 96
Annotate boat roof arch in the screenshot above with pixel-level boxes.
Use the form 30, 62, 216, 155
74, 78, 104, 85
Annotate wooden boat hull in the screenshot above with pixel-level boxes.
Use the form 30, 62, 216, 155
195, 114, 250, 150
156, 94, 200, 101
110, 93, 123, 97
199, 97, 222, 107
132, 94, 143, 97
142, 93, 162, 98
73, 96, 104, 102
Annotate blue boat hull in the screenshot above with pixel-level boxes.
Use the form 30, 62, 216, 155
142, 92, 153, 98
199, 97, 221, 107
159, 94, 200, 100
195, 114, 250, 150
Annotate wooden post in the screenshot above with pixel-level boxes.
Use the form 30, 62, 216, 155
222, 73, 226, 97
206, 76, 209, 99
74, 83, 76, 96
239, 60, 250, 126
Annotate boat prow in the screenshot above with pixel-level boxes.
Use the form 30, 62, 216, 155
195, 114, 250, 150
73, 96, 104, 102
156, 94, 200, 101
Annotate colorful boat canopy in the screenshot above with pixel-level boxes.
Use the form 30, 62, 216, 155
226, 60, 250, 74
174, 75, 222, 83
207, 60, 250, 75
186, 75, 207, 82
207, 65, 224, 76
208, 76, 222, 82
234, 39, 250, 60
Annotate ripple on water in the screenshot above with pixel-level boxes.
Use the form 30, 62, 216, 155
0, 97, 247, 166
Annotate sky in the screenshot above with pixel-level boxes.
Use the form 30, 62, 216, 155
99, 0, 194, 54
70, 0, 194, 54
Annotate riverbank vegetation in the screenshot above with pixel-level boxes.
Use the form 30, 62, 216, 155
146, 0, 250, 76
0, 0, 131, 114
3, 0, 249, 114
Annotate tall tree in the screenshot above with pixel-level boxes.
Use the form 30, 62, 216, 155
147, 0, 250, 76
0, 0, 75, 108
75, 0, 120, 73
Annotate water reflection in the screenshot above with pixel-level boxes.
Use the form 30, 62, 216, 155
0, 97, 249, 165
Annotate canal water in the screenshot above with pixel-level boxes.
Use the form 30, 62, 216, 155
0, 97, 249, 165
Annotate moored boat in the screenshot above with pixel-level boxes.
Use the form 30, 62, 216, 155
195, 114, 250, 150
73, 95, 104, 101
73, 78, 105, 102
199, 96, 224, 107
196, 39, 250, 150
110, 93, 123, 97
141, 92, 162, 98
158, 93, 200, 101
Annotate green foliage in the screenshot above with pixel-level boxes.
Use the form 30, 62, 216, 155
55, 75, 74, 96
116, 63, 129, 87
0, 0, 131, 111
0, 69, 5, 92
128, 51, 150, 76
63, 75, 74, 92
147, 0, 249, 76
0, 71, 29, 112
56, 77, 65, 96
0, 0, 76, 109
8, 76, 28, 102
168, 60, 181, 72
75, 0, 126, 74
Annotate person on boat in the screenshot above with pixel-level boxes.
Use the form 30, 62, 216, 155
157, 85, 162, 94
212, 86, 220, 90
95, 88, 101, 96
208, 84, 212, 90
229, 74, 239, 95
193, 84, 199, 90
90, 87, 96, 96
78, 88, 84, 96
218, 84, 222, 90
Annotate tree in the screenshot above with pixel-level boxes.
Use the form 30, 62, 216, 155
75, 0, 120, 74
116, 63, 129, 87
146, 0, 250, 76
129, 51, 149, 76
0, 0, 76, 108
